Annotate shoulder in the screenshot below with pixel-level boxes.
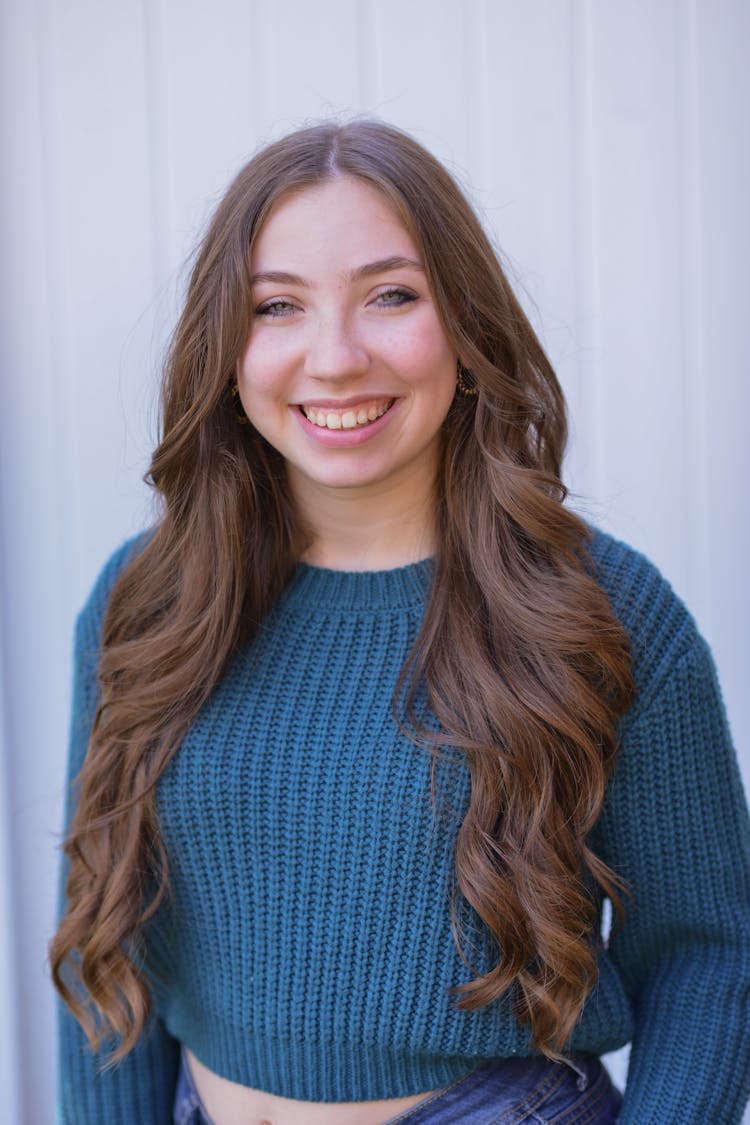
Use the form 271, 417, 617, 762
75, 528, 154, 646
66, 530, 155, 784
585, 525, 707, 706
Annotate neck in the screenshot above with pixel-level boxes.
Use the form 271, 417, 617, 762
289, 466, 439, 572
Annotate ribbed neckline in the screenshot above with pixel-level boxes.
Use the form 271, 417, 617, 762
282, 557, 433, 611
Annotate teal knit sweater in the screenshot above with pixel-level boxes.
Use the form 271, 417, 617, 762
57, 528, 750, 1123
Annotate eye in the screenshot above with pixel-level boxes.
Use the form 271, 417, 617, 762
255, 299, 297, 318
373, 287, 418, 309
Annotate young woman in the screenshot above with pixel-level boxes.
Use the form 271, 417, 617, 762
51, 121, 750, 1125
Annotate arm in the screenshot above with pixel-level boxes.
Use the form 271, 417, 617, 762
56, 538, 180, 1124
595, 633, 750, 1124
58, 1008, 179, 1125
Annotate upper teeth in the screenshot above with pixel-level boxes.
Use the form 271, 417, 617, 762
301, 399, 392, 430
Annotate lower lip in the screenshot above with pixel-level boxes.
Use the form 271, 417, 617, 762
292, 401, 400, 447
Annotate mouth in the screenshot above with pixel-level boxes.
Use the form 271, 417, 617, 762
297, 397, 395, 431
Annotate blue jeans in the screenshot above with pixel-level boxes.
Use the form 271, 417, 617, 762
173, 1048, 622, 1124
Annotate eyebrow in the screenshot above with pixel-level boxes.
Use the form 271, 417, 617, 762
250, 255, 425, 288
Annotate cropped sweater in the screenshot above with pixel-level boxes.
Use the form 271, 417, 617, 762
57, 528, 750, 1124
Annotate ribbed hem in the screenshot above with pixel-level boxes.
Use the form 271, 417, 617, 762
173, 1013, 483, 1102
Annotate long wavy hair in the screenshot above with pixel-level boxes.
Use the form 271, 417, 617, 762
50, 119, 634, 1062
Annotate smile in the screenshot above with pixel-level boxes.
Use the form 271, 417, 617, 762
298, 398, 394, 431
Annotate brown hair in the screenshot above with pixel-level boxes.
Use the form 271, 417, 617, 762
50, 119, 634, 1061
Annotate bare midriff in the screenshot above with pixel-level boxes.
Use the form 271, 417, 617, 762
184, 1048, 444, 1125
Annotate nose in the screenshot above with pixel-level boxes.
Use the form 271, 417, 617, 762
303, 311, 369, 383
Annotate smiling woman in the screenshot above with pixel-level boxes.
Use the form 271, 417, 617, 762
236, 176, 457, 565
50, 120, 750, 1125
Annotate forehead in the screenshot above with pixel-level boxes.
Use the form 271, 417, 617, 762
251, 176, 418, 268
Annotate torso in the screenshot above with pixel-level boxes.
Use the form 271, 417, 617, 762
185, 1049, 442, 1125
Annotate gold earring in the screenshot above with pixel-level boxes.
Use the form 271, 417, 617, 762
456, 359, 479, 397
230, 382, 250, 424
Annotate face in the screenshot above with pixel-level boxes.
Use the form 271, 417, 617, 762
236, 176, 457, 508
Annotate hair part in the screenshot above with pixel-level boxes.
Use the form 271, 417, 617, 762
50, 119, 634, 1061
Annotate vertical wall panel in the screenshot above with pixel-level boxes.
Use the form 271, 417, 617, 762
482, 0, 578, 312
481, 1, 584, 466
153, 0, 258, 272
252, 0, 362, 133
40, 0, 159, 595
588, 0, 688, 590
674, 0, 711, 631
355, 0, 383, 112
461, 0, 492, 191
365, 0, 472, 171
567, 0, 607, 502
694, 0, 750, 758
0, 0, 74, 1119
0, 615, 21, 1124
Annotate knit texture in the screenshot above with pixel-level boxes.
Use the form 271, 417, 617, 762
57, 529, 750, 1123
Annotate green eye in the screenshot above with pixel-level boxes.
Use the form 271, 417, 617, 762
256, 300, 296, 318
376, 288, 417, 307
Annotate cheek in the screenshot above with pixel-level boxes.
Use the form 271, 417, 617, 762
383, 329, 453, 388
237, 342, 287, 399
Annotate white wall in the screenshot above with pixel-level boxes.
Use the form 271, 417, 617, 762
0, 1, 747, 1121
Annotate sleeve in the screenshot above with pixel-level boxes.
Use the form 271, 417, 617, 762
56, 537, 180, 1124
594, 632, 750, 1124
